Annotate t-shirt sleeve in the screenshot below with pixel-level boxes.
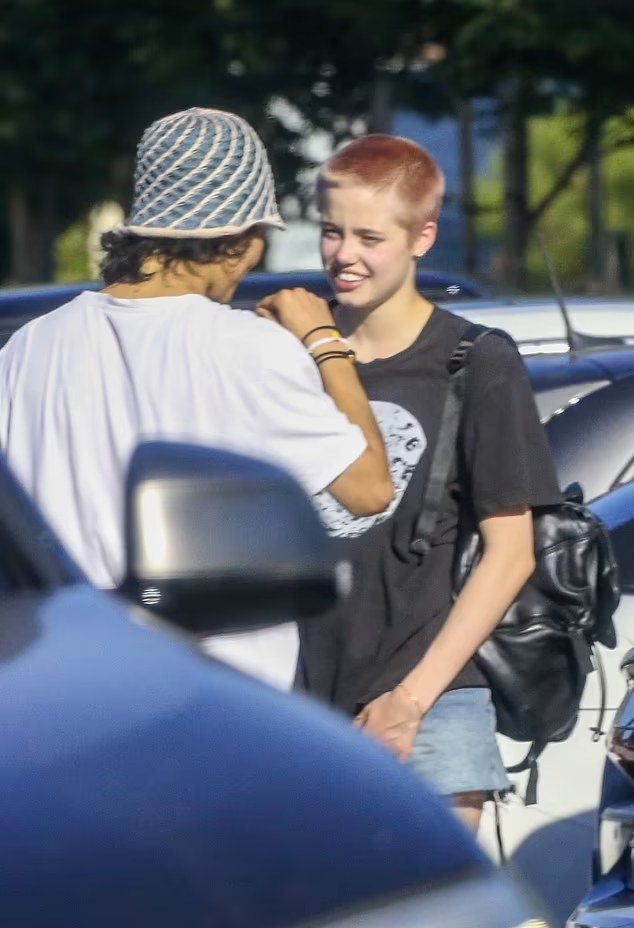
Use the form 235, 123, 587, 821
460, 333, 562, 521
248, 323, 367, 495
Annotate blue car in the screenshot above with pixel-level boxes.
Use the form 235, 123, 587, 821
0, 440, 544, 927
566, 483, 634, 927
0, 269, 482, 351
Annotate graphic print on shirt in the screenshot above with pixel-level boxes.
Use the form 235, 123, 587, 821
314, 400, 426, 538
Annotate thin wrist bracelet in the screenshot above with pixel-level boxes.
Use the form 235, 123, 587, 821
301, 325, 340, 345
307, 335, 352, 355
314, 351, 356, 367
397, 682, 425, 715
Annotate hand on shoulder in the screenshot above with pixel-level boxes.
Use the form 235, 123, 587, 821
257, 288, 336, 343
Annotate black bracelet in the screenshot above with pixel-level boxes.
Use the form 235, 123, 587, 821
301, 325, 339, 345
314, 350, 356, 367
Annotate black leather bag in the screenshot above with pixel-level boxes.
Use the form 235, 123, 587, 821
410, 324, 620, 800
454, 489, 619, 743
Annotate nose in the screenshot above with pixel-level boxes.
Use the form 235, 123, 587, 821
333, 235, 358, 267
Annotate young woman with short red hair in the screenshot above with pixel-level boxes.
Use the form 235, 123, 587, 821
297, 135, 562, 831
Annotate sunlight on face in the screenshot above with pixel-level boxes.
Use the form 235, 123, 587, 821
319, 180, 419, 312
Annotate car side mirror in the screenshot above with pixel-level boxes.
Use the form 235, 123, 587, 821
118, 442, 346, 635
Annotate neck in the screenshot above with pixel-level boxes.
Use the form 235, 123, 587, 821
335, 285, 435, 363
103, 259, 234, 303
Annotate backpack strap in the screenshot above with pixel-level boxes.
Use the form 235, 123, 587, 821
410, 323, 491, 556
505, 739, 547, 805
590, 643, 608, 743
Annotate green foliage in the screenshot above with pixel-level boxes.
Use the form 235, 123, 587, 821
420, 0, 634, 119
477, 113, 634, 289
55, 219, 90, 283
1, 0, 633, 282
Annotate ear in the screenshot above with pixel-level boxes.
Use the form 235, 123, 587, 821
218, 237, 261, 293
411, 222, 438, 261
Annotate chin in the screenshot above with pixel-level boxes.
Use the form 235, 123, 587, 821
331, 287, 370, 310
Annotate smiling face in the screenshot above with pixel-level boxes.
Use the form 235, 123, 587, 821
319, 178, 435, 313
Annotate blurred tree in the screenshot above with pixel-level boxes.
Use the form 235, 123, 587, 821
476, 112, 634, 291
0, 0, 422, 283
0, 0, 149, 282
2, 0, 633, 285
414, 0, 634, 289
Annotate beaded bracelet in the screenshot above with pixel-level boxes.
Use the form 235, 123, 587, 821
307, 335, 353, 355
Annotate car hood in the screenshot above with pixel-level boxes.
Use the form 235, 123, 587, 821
0, 585, 486, 927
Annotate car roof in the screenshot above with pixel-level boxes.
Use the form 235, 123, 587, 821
452, 297, 634, 352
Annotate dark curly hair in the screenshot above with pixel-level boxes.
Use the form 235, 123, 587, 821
99, 229, 259, 285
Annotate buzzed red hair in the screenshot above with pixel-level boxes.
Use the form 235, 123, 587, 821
318, 134, 445, 231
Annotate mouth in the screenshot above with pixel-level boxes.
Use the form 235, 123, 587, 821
331, 271, 368, 293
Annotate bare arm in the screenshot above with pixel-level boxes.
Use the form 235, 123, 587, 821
257, 288, 392, 516
357, 508, 535, 759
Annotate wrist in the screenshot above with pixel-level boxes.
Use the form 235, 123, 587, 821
394, 682, 426, 719
301, 324, 339, 347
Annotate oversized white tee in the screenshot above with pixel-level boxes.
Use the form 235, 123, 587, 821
0, 291, 366, 686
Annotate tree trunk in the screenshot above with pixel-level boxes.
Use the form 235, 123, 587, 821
370, 71, 392, 134
502, 113, 530, 291
8, 184, 59, 285
458, 99, 478, 276
587, 122, 607, 293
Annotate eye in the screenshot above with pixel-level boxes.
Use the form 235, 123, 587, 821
320, 226, 341, 239
361, 235, 383, 246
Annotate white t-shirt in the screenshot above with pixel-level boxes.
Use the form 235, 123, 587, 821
0, 291, 366, 685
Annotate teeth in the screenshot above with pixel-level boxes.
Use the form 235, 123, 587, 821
338, 273, 364, 282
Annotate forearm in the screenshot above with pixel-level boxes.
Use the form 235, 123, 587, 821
313, 349, 386, 464
306, 338, 392, 513
402, 546, 534, 713
255, 291, 391, 513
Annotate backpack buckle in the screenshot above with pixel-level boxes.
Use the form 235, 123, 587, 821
448, 341, 471, 375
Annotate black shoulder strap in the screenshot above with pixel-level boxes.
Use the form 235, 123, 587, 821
410, 323, 492, 556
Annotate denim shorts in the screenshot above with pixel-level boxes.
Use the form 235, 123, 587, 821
407, 687, 510, 797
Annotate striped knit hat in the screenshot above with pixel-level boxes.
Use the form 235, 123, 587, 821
125, 108, 285, 238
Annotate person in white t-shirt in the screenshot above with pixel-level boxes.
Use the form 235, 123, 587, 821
0, 108, 392, 687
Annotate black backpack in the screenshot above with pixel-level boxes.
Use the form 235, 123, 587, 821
410, 324, 620, 804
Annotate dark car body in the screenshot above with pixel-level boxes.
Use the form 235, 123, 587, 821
0, 269, 482, 351
525, 346, 634, 424
544, 374, 634, 503
0, 446, 543, 928
567, 620, 634, 926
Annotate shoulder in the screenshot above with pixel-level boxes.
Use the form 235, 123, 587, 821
17, 291, 102, 338
467, 328, 523, 390
470, 327, 520, 368
432, 307, 522, 383
221, 308, 313, 372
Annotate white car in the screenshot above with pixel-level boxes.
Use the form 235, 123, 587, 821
451, 297, 634, 357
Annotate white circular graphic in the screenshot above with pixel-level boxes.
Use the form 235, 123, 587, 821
314, 400, 427, 538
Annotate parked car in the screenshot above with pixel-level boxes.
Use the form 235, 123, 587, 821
0, 440, 545, 928
544, 374, 634, 502
566, 483, 634, 927
0, 268, 482, 350
454, 297, 634, 357
4, 278, 634, 422
567, 654, 634, 927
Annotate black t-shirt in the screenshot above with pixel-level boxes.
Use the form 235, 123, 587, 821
297, 306, 562, 717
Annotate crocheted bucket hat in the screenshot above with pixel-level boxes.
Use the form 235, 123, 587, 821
125, 107, 285, 238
